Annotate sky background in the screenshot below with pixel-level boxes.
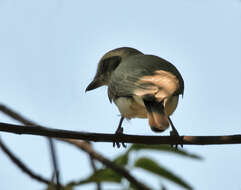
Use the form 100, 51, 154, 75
0, 0, 241, 189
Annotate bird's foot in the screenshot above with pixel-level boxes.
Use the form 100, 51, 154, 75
113, 127, 127, 148
170, 129, 183, 149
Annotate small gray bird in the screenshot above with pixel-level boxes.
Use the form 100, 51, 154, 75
86, 47, 184, 147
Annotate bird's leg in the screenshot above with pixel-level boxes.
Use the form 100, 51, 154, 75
115, 116, 125, 134
168, 116, 180, 136
168, 116, 183, 149
113, 116, 127, 148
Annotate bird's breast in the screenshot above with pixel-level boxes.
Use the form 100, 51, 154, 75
114, 96, 147, 119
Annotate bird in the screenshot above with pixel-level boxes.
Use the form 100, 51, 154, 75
85, 47, 184, 148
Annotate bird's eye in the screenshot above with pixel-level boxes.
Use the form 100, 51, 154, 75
97, 58, 109, 73
101, 56, 121, 73
101, 60, 109, 72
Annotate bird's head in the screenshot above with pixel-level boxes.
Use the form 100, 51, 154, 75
85, 47, 143, 92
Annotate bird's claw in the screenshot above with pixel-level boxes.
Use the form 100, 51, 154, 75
113, 141, 127, 148
113, 127, 127, 148
170, 130, 183, 149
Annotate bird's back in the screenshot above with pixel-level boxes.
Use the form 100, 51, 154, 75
108, 54, 184, 102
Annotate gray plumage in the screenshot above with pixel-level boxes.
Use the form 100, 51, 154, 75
108, 54, 184, 102
86, 47, 184, 133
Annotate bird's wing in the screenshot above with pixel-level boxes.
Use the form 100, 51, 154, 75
108, 54, 184, 102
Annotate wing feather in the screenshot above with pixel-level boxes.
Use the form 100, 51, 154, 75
108, 54, 184, 102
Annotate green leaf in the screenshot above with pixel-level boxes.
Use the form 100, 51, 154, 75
113, 153, 129, 166
44, 184, 55, 190
129, 181, 138, 190
161, 184, 168, 190
68, 168, 122, 186
63, 186, 73, 190
129, 144, 202, 160
134, 157, 193, 190
44, 184, 73, 190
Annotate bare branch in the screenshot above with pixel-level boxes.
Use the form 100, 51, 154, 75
0, 104, 61, 189
0, 104, 35, 125
0, 104, 151, 189
62, 139, 151, 190
87, 142, 102, 190
0, 122, 241, 145
48, 140, 61, 190
0, 137, 51, 185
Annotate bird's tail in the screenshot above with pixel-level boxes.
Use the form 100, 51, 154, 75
143, 100, 169, 132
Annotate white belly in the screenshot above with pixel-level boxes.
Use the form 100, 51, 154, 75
114, 96, 147, 119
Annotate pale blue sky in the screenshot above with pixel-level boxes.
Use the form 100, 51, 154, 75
0, 0, 241, 189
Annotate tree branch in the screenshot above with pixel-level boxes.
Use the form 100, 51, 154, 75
0, 104, 151, 189
0, 122, 241, 145
48, 139, 61, 190
0, 137, 51, 185
87, 142, 102, 190
61, 139, 151, 190
0, 104, 35, 125
0, 104, 61, 189
64, 140, 102, 190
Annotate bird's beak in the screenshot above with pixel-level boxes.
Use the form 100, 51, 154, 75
85, 78, 103, 92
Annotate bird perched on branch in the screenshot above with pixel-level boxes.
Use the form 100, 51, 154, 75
86, 47, 184, 148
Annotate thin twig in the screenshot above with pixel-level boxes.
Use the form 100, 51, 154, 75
62, 139, 151, 190
0, 122, 241, 145
0, 104, 35, 125
89, 156, 102, 190
0, 104, 150, 189
0, 136, 51, 185
49, 139, 61, 190
0, 104, 61, 188
87, 143, 102, 190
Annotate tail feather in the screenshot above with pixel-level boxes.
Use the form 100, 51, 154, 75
143, 99, 169, 132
